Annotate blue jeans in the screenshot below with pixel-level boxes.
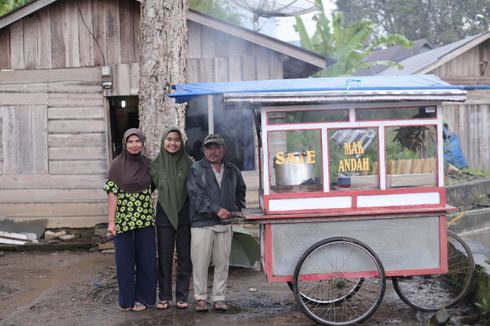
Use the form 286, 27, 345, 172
114, 226, 157, 309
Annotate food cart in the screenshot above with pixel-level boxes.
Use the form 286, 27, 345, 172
170, 75, 475, 325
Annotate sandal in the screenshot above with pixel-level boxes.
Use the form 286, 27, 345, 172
156, 300, 169, 310
119, 306, 132, 312
176, 300, 188, 309
213, 300, 228, 312
132, 302, 147, 312
195, 300, 208, 312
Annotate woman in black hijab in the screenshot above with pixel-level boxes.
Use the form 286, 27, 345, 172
104, 128, 156, 312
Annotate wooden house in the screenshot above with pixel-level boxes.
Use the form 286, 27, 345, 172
0, 0, 327, 228
380, 32, 490, 172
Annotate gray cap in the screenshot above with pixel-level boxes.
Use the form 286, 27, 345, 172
203, 133, 225, 146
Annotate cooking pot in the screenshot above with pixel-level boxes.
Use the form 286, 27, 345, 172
274, 152, 315, 186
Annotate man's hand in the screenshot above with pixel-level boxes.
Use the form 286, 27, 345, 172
217, 208, 231, 220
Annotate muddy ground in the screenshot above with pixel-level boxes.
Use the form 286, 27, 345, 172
0, 250, 483, 326
446, 169, 488, 186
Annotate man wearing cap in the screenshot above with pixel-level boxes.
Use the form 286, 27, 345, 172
186, 133, 246, 312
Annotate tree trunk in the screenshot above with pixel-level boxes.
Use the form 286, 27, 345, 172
138, 0, 188, 158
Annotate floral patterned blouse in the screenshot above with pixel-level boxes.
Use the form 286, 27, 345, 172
104, 180, 155, 234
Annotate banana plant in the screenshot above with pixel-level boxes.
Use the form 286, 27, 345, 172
295, 0, 413, 77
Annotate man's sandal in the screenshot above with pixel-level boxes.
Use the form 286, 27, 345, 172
195, 300, 208, 312
132, 302, 147, 312
176, 300, 188, 309
156, 300, 169, 310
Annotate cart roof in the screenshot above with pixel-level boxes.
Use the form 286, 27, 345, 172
169, 74, 467, 105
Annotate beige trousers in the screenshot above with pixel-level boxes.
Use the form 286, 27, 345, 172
190, 226, 232, 302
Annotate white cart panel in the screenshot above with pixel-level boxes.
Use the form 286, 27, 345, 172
267, 216, 442, 278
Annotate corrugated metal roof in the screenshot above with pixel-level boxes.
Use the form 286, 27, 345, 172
380, 33, 488, 75
354, 39, 433, 76
170, 74, 467, 104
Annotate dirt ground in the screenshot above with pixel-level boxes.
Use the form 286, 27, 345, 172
0, 250, 483, 326
446, 169, 488, 186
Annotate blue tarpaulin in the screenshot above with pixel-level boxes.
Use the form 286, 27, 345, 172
443, 124, 468, 169
169, 74, 468, 103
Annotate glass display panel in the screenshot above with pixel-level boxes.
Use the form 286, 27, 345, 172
356, 106, 436, 121
385, 125, 437, 188
268, 110, 348, 124
268, 130, 322, 193
328, 128, 379, 190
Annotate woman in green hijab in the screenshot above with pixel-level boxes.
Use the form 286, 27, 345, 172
150, 127, 193, 309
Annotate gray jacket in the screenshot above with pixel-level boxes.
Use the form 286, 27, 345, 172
186, 158, 246, 227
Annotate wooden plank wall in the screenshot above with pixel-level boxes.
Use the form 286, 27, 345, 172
432, 40, 490, 172
110, 63, 140, 96
0, 67, 107, 227
443, 97, 490, 172
0, 114, 2, 173
432, 40, 490, 84
0, 0, 140, 69
186, 22, 284, 83
0, 0, 287, 84
0, 1, 295, 227
1, 105, 48, 174
110, 23, 286, 95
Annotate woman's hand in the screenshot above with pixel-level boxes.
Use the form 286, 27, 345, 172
107, 192, 118, 236
108, 221, 116, 236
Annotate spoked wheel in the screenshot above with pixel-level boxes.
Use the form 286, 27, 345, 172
392, 230, 475, 312
287, 278, 365, 304
293, 237, 386, 326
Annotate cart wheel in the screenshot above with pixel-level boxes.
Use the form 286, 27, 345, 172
293, 237, 385, 326
392, 230, 475, 312
287, 278, 365, 304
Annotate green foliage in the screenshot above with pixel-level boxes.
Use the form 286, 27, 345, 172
388, 126, 436, 159
475, 297, 490, 321
0, 0, 30, 17
189, 0, 246, 26
336, 0, 490, 46
385, 128, 419, 161
295, 0, 412, 77
286, 130, 322, 177
463, 168, 490, 178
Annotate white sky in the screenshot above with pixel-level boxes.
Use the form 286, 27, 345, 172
273, 0, 336, 42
